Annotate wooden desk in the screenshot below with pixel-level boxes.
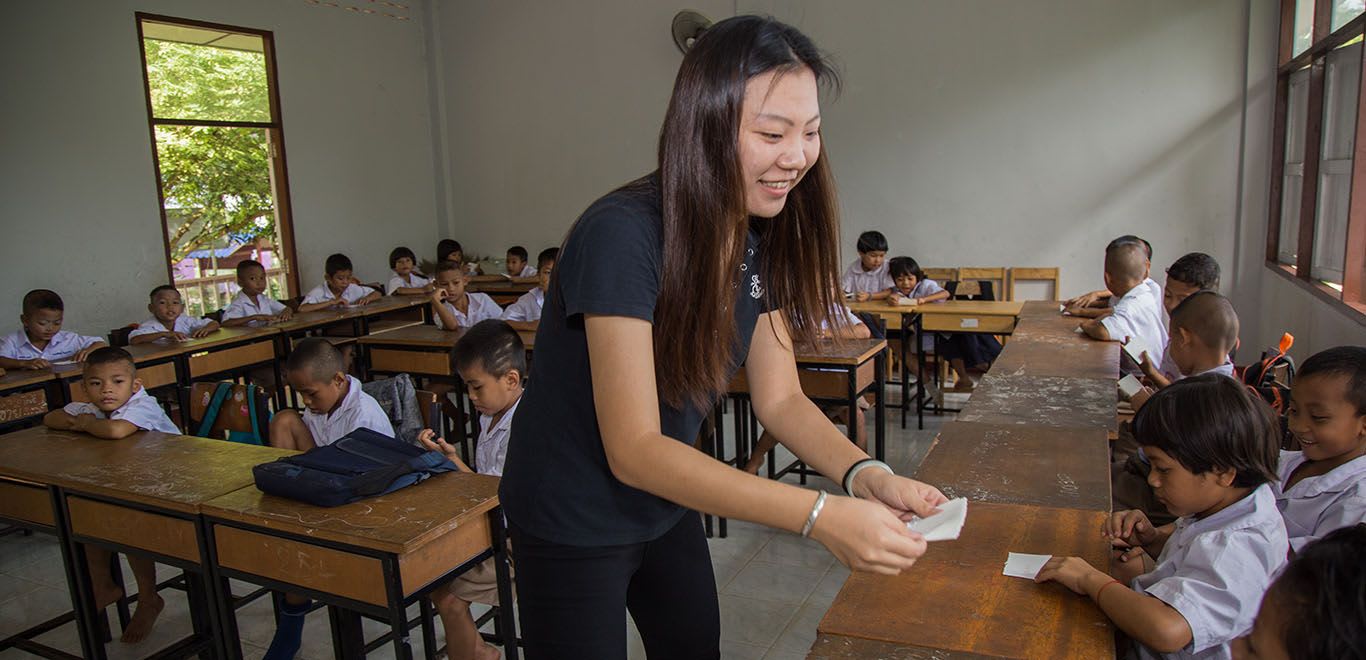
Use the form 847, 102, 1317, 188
466, 281, 535, 307
360, 325, 464, 379
990, 333, 1121, 381
202, 472, 517, 660
817, 502, 1113, 658
957, 373, 1118, 432
913, 422, 1111, 511
0, 368, 57, 430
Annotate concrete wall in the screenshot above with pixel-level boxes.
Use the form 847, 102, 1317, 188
0, 0, 442, 335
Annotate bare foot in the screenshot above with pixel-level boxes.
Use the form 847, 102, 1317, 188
120, 593, 164, 643
474, 642, 502, 660
92, 582, 124, 609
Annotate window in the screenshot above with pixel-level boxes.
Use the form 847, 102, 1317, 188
1267, 0, 1366, 315
136, 14, 299, 316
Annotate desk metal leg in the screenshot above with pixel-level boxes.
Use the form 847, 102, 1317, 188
328, 605, 366, 660
53, 490, 106, 660
490, 512, 519, 660
914, 314, 925, 430
875, 349, 886, 462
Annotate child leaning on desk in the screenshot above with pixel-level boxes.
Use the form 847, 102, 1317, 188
221, 259, 293, 327
0, 289, 106, 370
886, 256, 1001, 392
298, 253, 381, 313
127, 285, 220, 344
43, 347, 179, 643
1037, 375, 1287, 660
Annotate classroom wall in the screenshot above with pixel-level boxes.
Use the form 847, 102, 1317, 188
1233, 0, 1366, 359
435, 0, 1250, 305
0, 0, 442, 335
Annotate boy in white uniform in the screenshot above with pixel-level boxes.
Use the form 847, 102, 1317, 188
1078, 241, 1167, 375
502, 247, 557, 331
841, 230, 893, 301
268, 337, 394, 450
431, 260, 503, 330
1275, 346, 1366, 553
43, 347, 180, 643
0, 289, 106, 370
128, 285, 220, 343
221, 260, 293, 327
419, 320, 526, 660
299, 253, 380, 312
504, 245, 538, 278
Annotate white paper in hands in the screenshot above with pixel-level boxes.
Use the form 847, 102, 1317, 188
1002, 552, 1052, 579
905, 497, 967, 541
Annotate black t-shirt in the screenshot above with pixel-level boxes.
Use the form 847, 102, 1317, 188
500, 176, 769, 546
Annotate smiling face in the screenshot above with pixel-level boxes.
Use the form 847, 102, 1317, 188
82, 360, 140, 413
1286, 373, 1366, 464
737, 67, 821, 218
21, 308, 63, 346
1143, 446, 1235, 518
148, 289, 184, 325
893, 272, 919, 295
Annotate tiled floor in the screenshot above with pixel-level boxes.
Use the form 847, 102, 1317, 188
0, 401, 953, 660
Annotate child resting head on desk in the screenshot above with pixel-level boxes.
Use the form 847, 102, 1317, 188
42, 346, 178, 642
0, 289, 107, 371
1231, 523, 1366, 660
1037, 375, 1286, 659
221, 259, 293, 327
501, 247, 558, 332
417, 319, 526, 660
268, 337, 393, 452
431, 259, 503, 330
1127, 291, 1238, 409
298, 252, 381, 313
127, 284, 220, 344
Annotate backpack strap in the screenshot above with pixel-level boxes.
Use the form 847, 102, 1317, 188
246, 383, 262, 443
196, 382, 235, 438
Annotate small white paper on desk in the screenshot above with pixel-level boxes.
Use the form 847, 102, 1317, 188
50, 359, 77, 366
1003, 552, 1052, 579
905, 497, 967, 541
1122, 339, 1152, 366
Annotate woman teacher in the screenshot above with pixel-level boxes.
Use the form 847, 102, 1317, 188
500, 15, 947, 659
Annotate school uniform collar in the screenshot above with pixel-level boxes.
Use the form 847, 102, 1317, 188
330, 375, 364, 420
531, 288, 544, 304
481, 396, 522, 436
1278, 452, 1366, 498
1176, 483, 1273, 537
9, 329, 43, 353
1189, 362, 1235, 379
104, 387, 154, 419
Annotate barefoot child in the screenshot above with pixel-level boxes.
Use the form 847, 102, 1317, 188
43, 347, 180, 643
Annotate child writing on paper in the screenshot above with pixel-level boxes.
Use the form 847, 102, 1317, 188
221, 260, 293, 327
298, 253, 380, 312
1078, 241, 1167, 375
387, 246, 433, 296
502, 248, 557, 332
417, 320, 525, 660
1274, 346, 1366, 554
1037, 375, 1287, 659
505, 245, 538, 278
43, 347, 180, 643
1231, 524, 1366, 660
127, 285, 220, 344
431, 260, 503, 330
0, 289, 107, 370
841, 230, 893, 302
887, 256, 1000, 392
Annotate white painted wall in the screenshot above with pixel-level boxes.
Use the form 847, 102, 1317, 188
0, 0, 442, 335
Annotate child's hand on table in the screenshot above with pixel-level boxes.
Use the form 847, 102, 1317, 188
1034, 556, 1107, 595
25, 358, 52, 370
853, 292, 871, 302
190, 326, 216, 339
277, 307, 295, 321
73, 345, 103, 362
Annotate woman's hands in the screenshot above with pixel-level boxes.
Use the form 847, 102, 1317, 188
852, 469, 947, 521
810, 493, 928, 574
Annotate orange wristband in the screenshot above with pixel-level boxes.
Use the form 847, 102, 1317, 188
1095, 579, 1123, 602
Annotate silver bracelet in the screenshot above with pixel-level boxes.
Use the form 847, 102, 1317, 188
843, 459, 894, 497
800, 491, 828, 538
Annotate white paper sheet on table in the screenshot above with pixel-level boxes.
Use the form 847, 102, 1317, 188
1002, 552, 1052, 579
50, 360, 77, 366
905, 497, 967, 542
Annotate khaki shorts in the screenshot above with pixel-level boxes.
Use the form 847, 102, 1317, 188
446, 555, 514, 606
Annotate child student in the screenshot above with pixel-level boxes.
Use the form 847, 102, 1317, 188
43, 347, 180, 643
417, 320, 525, 660
1064, 234, 1155, 310
431, 260, 503, 330
887, 256, 1001, 391
842, 230, 893, 302
1141, 253, 1223, 385
1037, 375, 1287, 659
502, 248, 557, 331
263, 338, 394, 659
387, 246, 433, 296
1078, 241, 1167, 374
1231, 524, 1366, 660
505, 245, 537, 278
438, 238, 481, 275
0, 289, 107, 370
127, 285, 220, 344
221, 260, 293, 327
299, 253, 381, 312
1275, 346, 1366, 553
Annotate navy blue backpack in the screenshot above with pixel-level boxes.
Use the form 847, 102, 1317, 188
252, 428, 459, 507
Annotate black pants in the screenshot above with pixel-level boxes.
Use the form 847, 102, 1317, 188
508, 512, 721, 659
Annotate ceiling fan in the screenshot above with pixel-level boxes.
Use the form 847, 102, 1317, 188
671, 10, 712, 54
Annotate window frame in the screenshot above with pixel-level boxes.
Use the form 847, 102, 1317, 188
134, 12, 301, 297
1266, 0, 1366, 323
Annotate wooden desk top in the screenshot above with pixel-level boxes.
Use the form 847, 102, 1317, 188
358, 324, 463, 348
468, 281, 536, 294
0, 368, 56, 392
0, 427, 294, 514
202, 471, 501, 555
337, 295, 427, 319
807, 634, 971, 659
120, 326, 280, 362
1017, 300, 1069, 320
913, 422, 1111, 511
818, 502, 1113, 658
989, 336, 1120, 381
794, 338, 887, 366
847, 300, 1025, 317
958, 373, 1118, 432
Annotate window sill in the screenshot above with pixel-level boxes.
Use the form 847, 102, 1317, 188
1266, 261, 1366, 327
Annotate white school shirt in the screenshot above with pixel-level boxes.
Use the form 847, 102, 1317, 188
1131, 485, 1288, 660
1101, 279, 1168, 375
221, 291, 288, 326
0, 329, 103, 361
63, 387, 180, 434
387, 272, 430, 294
1274, 450, 1366, 553
897, 279, 946, 350
127, 315, 215, 339
822, 303, 865, 332
513, 264, 538, 278
301, 375, 395, 447
840, 259, 893, 295
475, 397, 521, 477
501, 288, 544, 323
302, 282, 376, 305
434, 293, 503, 329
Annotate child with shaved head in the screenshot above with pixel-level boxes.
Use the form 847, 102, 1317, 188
268, 338, 393, 451
1079, 241, 1168, 374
